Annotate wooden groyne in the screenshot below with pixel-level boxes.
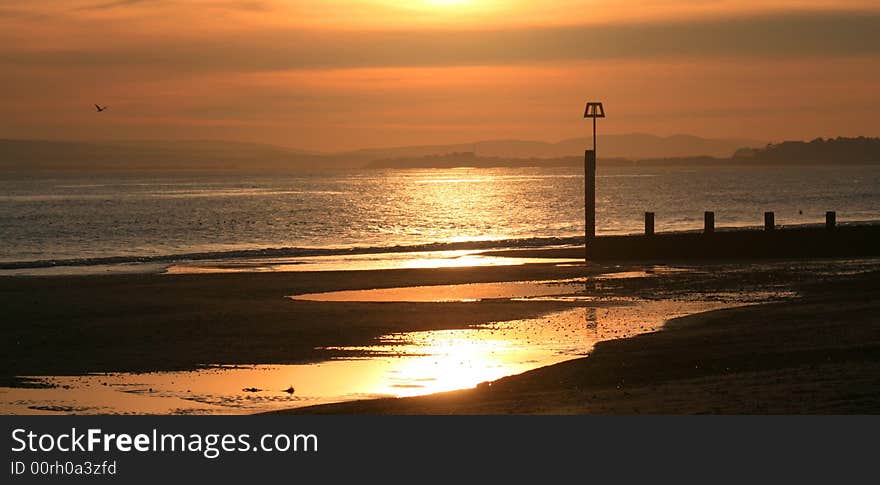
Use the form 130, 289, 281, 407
589, 216, 880, 261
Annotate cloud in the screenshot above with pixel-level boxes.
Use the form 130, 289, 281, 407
2, 10, 877, 72
75, 0, 157, 11
73, 0, 269, 11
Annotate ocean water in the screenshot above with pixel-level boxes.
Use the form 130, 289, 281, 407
1, 165, 878, 267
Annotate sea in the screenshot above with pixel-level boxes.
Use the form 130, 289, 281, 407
1, 164, 879, 272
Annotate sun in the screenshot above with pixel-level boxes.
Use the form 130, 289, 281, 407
424, 0, 471, 6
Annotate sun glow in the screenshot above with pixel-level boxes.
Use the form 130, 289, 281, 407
424, 0, 471, 6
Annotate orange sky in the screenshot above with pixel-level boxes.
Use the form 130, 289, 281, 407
1, 1, 878, 150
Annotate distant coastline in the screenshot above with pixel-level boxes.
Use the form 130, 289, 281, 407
367, 137, 880, 169
0, 133, 757, 171
2, 135, 876, 171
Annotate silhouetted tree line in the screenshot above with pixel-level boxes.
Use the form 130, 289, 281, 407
732, 137, 880, 164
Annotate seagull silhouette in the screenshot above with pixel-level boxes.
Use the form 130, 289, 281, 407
95, 104, 107, 112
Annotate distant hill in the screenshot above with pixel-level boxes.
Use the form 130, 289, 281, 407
367, 152, 583, 169
733, 137, 880, 164
0, 134, 761, 171
368, 137, 880, 169
366, 153, 720, 169
4, 135, 875, 171
350, 134, 763, 161
0, 139, 356, 171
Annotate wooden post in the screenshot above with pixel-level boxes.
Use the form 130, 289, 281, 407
704, 211, 715, 234
645, 212, 654, 236
584, 149, 596, 262
826, 211, 836, 230
764, 211, 775, 231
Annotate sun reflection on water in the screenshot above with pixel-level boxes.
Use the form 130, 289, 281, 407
0, 299, 734, 415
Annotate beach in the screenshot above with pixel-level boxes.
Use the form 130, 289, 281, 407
1, 263, 588, 379
3, 254, 878, 414
280, 265, 880, 414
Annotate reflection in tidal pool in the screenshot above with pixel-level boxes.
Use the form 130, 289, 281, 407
291, 279, 587, 302
0, 299, 731, 415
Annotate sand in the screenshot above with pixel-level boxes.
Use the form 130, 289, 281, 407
3, 257, 879, 414
275, 264, 880, 414
0, 262, 593, 383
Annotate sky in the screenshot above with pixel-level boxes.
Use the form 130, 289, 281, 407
1, 0, 878, 151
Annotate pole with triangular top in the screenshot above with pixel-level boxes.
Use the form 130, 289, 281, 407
583, 101, 605, 263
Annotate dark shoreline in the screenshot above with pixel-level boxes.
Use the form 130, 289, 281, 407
481, 224, 880, 261
3, 257, 879, 414
0, 235, 583, 271
275, 268, 880, 414
5, 222, 879, 272
0, 263, 592, 384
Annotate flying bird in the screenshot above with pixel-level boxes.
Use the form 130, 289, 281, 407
95, 104, 107, 112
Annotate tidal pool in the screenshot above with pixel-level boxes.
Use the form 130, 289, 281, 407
0, 299, 734, 415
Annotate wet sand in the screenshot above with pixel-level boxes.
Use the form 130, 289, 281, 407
0, 262, 597, 383
3, 257, 879, 414
275, 263, 880, 414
